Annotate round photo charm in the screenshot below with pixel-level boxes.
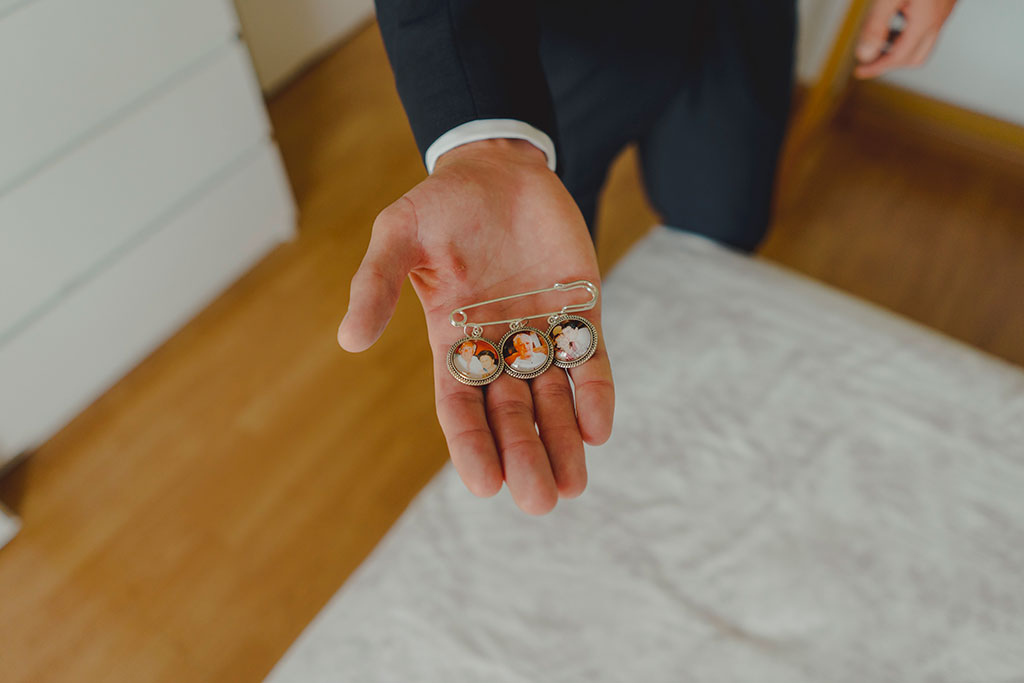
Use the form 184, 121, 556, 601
547, 315, 598, 369
447, 336, 503, 386
498, 326, 554, 380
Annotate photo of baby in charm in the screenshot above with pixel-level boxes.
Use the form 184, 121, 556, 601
551, 320, 593, 364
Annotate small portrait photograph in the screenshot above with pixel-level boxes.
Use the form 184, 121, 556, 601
550, 318, 595, 364
452, 339, 501, 381
502, 330, 549, 373
476, 348, 499, 377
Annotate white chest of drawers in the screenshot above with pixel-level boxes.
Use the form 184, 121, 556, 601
0, 0, 296, 466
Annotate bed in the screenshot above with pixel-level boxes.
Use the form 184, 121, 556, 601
266, 227, 1024, 682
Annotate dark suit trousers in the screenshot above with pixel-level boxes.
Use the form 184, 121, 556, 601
539, 2, 796, 252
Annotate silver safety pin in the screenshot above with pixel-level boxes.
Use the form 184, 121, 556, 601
449, 280, 599, 331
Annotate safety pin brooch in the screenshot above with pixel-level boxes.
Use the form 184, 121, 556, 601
446, 280, 600, 385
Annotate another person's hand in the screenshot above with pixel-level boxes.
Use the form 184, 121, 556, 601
337, 139, 614, 515
855, 0, 957, 79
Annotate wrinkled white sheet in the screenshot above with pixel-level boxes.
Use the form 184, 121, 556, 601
267, 228, 1024, 682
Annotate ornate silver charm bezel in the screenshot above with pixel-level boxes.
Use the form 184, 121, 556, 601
498, 325, 554, 380
546, 314, 598, 369
446, 334, 504, 386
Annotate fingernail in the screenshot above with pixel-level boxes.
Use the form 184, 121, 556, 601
857, 42, 878, 62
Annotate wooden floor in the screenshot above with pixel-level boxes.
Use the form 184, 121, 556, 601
1, 22, 1022, 683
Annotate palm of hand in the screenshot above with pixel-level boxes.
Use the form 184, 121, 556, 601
338, 142, 614, 514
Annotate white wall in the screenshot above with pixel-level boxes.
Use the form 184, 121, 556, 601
797, 0, 1024, 126
233, 0, 374, 92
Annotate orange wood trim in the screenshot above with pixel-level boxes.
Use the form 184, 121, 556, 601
788, 0, 873, 147
846, 80, 1024, 169
777, 0, 873, 200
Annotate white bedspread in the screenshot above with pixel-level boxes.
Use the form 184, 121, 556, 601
267, 228, 1024, 682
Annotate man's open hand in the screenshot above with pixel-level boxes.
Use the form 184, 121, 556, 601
337, 139, 614, 515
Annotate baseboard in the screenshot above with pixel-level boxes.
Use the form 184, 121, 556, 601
844, 80, 1024, 171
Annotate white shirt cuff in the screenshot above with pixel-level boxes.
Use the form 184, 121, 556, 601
424, 119, 557, 174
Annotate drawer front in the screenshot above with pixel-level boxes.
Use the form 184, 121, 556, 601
0, 42, 269, 338
0, 0, 238, 192
0, 142, 295, 461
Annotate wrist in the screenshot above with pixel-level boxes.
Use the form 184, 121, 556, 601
434, 138, 549, 172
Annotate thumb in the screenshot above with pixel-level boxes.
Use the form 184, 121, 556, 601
337, 198, 420, 352
857, 0, 902, 64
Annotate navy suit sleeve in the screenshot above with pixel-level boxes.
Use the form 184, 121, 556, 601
374, 0, 558, 163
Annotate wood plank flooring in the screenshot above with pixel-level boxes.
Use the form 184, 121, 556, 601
1, 22, 1021, 682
